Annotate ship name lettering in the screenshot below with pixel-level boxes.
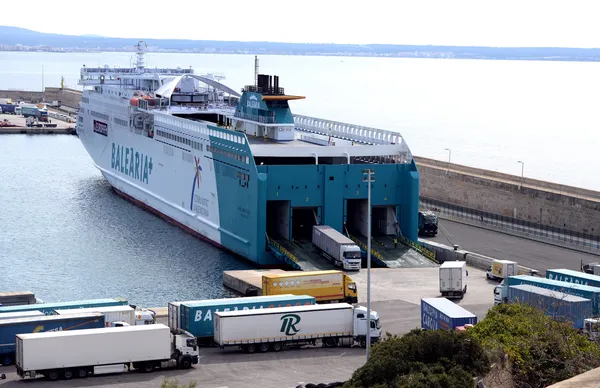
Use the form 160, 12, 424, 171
111, 142, 153, 184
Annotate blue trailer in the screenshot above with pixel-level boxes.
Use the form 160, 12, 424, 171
0, 104, 16, 114
0, 312, 105, 366
508, 284, 592, 329
546, 269, 600, 288
169, 294, 316, 343
0, 298, 128, 315
499, 275, 600, 314
421, 297, 477, 331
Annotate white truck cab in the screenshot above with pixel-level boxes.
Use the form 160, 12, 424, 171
135, 309, 156, 325
583, 318, 600, 339
351, 306, 382, 347
340, 246, 362, 271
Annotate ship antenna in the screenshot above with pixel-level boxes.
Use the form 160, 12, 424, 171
254, 55, 259, 87
136, 40, 147, 73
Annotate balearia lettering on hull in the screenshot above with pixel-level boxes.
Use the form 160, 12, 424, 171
111, 143, 153, 184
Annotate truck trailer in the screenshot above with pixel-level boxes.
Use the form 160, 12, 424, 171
486, 259, 517, 281
0, 298, 128, 315
262, 270, 358, 304
312, 225, 361, 271
168, 294, 315, 345
494, 275, 600, 314
0, 291, 37, 306
421, 297, 478, 331
0, 311, 45, 321
439, 261, 468, 298
507, 284, 592, 329
54, 305, 155, 327
214, 303, 381, 352
0, 312, 105, 366
16, 324, 198, 381
546, 269, 600, 288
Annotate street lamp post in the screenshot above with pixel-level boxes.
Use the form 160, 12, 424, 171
445, 148, 451, 164
517, 161, 524, 189
362, 168, 375, 361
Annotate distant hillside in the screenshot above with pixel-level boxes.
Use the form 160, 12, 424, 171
1, 26, 600, 60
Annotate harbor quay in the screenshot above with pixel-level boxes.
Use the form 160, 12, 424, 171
0, 113, 75, 135
0, 266, 496, 388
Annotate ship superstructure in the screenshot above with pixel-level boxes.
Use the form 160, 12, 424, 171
76, 42, 424, 269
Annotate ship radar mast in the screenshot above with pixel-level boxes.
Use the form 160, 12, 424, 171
135, 40, 147, 72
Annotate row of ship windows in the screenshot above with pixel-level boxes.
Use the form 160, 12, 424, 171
155, 116, 247, 145
156, 130, 204, 151
90, 110, 110, 121
114, 117, 128, 127
207, 145, 250, 164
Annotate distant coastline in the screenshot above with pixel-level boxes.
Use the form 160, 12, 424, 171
1, 25, 600, 62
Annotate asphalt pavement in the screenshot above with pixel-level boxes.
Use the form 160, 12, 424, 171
424, 219, 600, 273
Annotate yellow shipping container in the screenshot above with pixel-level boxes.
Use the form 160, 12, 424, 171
262, 270, 358, 304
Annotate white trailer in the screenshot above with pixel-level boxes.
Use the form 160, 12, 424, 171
439, 261, 468, 299
0, 311, 45, 320
16, 324, 198, 381
54, 305, 138, 327
312, 225, 361, 271
214, 303, 381, 353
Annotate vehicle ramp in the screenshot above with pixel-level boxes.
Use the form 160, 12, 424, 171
266, 235, 337, 271
346, 231, 438, 268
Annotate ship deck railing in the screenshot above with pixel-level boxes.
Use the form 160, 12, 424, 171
265, 234, 301, 270
234, 111, 276, 123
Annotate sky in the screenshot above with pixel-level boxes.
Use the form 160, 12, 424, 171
2, 0, 600, 47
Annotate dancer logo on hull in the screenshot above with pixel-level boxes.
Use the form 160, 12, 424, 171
111, 143, 153, 184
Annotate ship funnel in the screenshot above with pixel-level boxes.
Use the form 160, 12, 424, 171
254, 56, 259, 87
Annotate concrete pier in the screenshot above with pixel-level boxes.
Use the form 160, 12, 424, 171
223, 269, 287, 296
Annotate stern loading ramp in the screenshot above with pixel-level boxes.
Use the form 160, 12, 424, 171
266, 199, 437, 271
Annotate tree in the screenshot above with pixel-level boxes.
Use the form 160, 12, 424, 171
160, 377, 198, 388
468, 303, 600, 388
343, 329, 490, 388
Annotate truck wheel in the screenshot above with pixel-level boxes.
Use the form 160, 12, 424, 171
259, 343, 270, 352
46, 370, 60, 381
359, 337, 367, 348
272, 342, 282, 352
142, 362, 154, 373
77, 368, 89, 378
63, 369, 74, 380
180, 357, 192, 369
1, 355, 12, 366
246, 344, 257, 353
323, 338, 334, 347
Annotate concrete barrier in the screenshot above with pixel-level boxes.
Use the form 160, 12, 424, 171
419, 239, 539, 275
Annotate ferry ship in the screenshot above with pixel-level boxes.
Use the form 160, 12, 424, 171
76, 41, 426, 270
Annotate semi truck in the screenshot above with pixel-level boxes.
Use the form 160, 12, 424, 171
439, 261, 468, 299
494, 275, 600, 314
0, 291, 37, 306
168, 294, 315, 345
16, 324, 198, 381
0, 312, 105, 366
546, 269, 600, 288
54, 305, 155, 327
214, 303, 381, 352
312, 225, 361, 271
486, 259, 517, 281
421, 297, 478, 331
418, 211, 438, 236
20, 105, 48, 122
0, 298, 128, 315
262, 270, 358, 304
507, 284, 592, 329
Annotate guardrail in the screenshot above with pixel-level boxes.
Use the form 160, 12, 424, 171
346, 233, 385, 262
399, 235, 438, 263
420, 197, 600, 256
265, 234, 301, 270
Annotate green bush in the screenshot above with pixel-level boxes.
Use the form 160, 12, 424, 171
160, 377, 198, 388
343, 329, 489, 388
468, 302, 600, 388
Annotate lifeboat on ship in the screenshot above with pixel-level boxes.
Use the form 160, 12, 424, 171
130, 98, 140, 107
